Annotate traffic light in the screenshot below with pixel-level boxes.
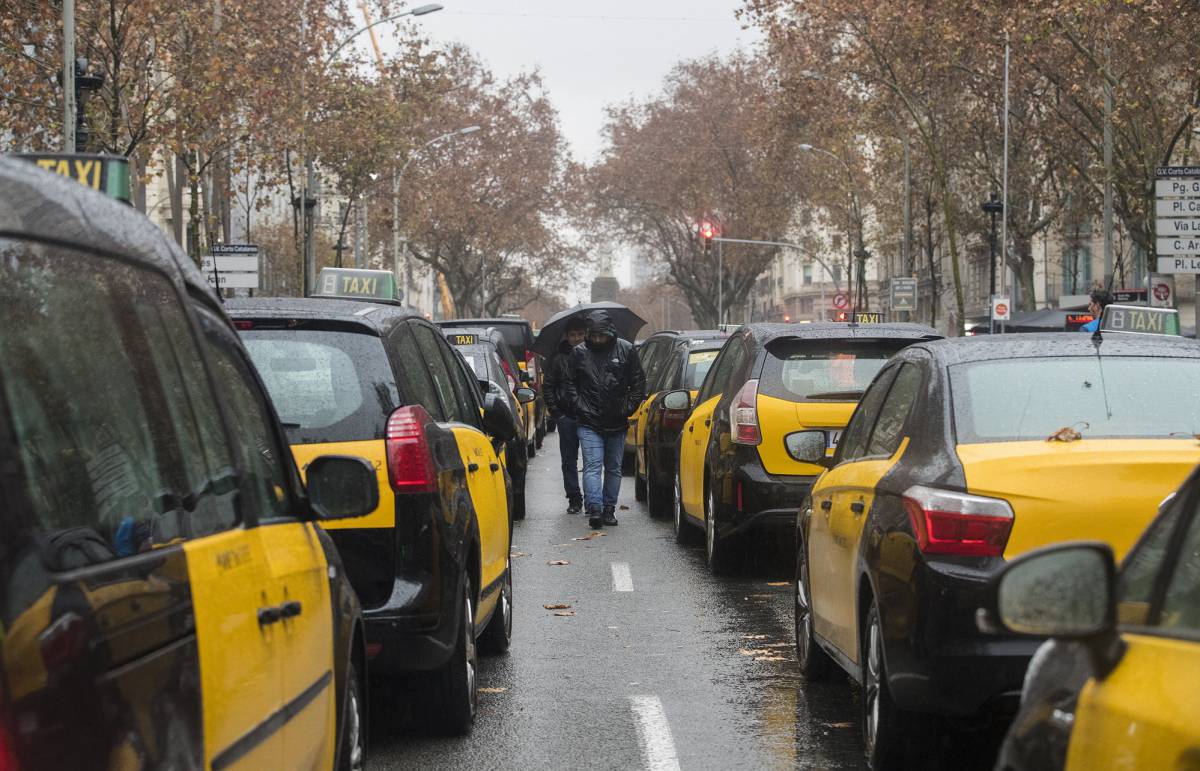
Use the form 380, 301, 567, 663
694, 219, 718, 252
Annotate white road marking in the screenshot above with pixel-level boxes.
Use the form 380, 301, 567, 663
629, 695, 681, 771
612, 562, 634, 592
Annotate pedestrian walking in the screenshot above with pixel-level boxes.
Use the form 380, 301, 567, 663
1079, 289, 1112, 333
543, 316, 588, 514
563, 310, 646, 529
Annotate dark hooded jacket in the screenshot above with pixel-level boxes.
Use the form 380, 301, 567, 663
543, 337, 576, 418
563, 310, 646, 431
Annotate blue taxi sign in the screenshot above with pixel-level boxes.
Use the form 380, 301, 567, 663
1099, 304, 1180, 336
314, 268, 400, 304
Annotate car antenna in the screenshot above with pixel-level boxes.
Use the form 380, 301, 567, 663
1091, 268, 1119, 344
209, 249, 225, 305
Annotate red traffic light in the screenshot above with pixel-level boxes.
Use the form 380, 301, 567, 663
699, 221, 715, 240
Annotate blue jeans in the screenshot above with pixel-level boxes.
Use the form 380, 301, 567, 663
556, 416, 581, 500
578, 426, 624, 510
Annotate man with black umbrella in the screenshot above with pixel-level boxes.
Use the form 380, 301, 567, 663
543, 315, 588, 515
563, 310, 646, 528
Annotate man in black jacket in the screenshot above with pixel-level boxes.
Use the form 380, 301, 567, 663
543, 316, 588, 514
563, 310, 646, 528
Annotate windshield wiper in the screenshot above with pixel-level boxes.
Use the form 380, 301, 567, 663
807, 390, 865, 401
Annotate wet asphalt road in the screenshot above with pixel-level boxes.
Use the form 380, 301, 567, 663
369, 428, 869, 770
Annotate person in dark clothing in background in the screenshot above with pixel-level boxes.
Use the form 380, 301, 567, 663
543, 316, 588, 514
563, 310, 646, 529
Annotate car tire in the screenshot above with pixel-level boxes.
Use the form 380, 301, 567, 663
863, 602, 909, 770
634, 459, 647, 502
673, 470, 699, 545
432, 580, 478, 735
479, 559, 513, 655
621, 448, 636, 474
527, 439, 536, 459
536, 425, 544, 449
705, 483, 737, 575
647, 453, 672, 518
795, 542, 834, 681
336, 659, 365, 771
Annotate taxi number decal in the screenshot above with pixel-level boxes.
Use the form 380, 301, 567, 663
215, 544, 250, 572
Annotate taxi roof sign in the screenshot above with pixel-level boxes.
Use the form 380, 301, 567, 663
1099, 304, 1180, 336
314, 268, 400, 305
835, 311, 886, 324
448, 333, 479, 346
15, 153, 131, 204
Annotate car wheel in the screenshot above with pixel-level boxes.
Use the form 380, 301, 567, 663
512, 473, 527, 521
337, 659, 365, 771
536, 425, 544, 448
705, 483, 736, 575
634, 456, 647, 502
795, 542, 834, 680
673, 469, 699, 545
479, 559, 513, 654
432, 580, 478, 735
527, 439, 536, 458
863, 602, 907, 770
621, 448, 636, 474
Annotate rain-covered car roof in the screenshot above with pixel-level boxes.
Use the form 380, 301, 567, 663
646, 329, 729, 340
442, 325, 505, 343
747, 321, 942, 345
913, 331, 1200, 366
225, 296, 421, 334
0, 156, 214, 301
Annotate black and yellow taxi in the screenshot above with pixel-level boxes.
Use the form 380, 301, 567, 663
987, 463, 1200, 771
0, 158, 373, 769
443, 326, 537, 519
228, 270, 522, 735
672, 322, 939, 573
439, 316, 546, 447
627, 330, 728, 512
793, 315, 1200, 769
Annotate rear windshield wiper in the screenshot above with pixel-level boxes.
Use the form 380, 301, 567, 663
279, 421, 303, 429
806, 390, 865, 401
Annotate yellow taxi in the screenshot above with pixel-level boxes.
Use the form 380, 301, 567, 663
626, 330, 728, 511
0, 158, 373, 770
669, 322, 939, 573
987, 461, 1200, 771
229, 269, 523, 735
793, 314, 1200, 769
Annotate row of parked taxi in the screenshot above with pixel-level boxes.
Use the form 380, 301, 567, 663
0, 159, 534, 769
623, 309, 1200, 770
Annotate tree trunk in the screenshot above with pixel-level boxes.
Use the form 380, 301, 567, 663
934, 152, 965, 335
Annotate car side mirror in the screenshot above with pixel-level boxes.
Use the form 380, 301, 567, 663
785, 430, 827, 464
306, 455, 379, 521
982, 541, 1125, 678
482, 392, 520, 442
515, 387, 536, 404
662, 389, 691, 411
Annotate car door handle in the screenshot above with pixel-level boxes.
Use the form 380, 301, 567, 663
257, 606, 283, 626
489, 462, 500, 472
704, 419, 711, 427
280, 600, 302, 619
468, 462, 480, 473
688, 425, 693, 433
820, 500, 832, 511
850, 501, 865, 514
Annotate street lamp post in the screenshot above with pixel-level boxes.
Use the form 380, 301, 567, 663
391, 125, 481, 302
301, 3, 444, 296
981, 193, 1004, 334
712, 236, 843, 322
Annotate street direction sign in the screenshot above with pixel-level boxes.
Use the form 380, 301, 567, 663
1156, 179, 1200, 197
211, 243, 260, 255
1156, 166, 1200, 178
1156, 237, 1200, 255
200, 255, 259, 272
1156, 218, 1200, 236
1111, 288, 1148, 304
889, 277, 917, 311
1157, 256, 1200, 273
1156, 198, 1200, 217
204, 271, 259, 289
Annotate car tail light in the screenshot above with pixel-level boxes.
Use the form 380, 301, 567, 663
902, 485, 1014, 557
233, 320, 253, 330
38, 612, 87, 672
0, 704, 18, 771
729, 379, 761, 445
386, 405, 437, 493
365, 643, 383, 660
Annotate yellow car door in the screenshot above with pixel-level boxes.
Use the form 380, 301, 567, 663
680, 395, 720, 521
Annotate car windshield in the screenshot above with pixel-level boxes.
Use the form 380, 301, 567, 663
950, 356, 1200, 443
760, 340, 910, 402
683, 349, 721, 389
241, 328, 400, 445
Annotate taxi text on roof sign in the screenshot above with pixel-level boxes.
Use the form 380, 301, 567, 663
450, 333, 478, 346
314, 267, 400, 304
835, 311, 886, 323
15, 153, 131, 204
1099, 304, 1181, 336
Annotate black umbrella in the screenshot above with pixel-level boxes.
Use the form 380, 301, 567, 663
533, 301, 647, 356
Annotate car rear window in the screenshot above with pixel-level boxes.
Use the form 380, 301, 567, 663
760, 340, 910, 401
683, 349, 721, 389
241, 328, 400, 445
950, 356, 1200, 443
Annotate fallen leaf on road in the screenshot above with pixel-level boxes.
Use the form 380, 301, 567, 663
754, 655, 788, 662
738, 648, 771, 656
761, 642, 791, 648
742, 634, 767, 640
618, 504, 630, 510
543, 603, 572, 610
478, 687, 507, 694
554, 611, 576, 617
766, 581, 789, 587
511, 551, 530, 558
825, 722, 853, 729
547, 560, 570, 566
572, 532, 608, 541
